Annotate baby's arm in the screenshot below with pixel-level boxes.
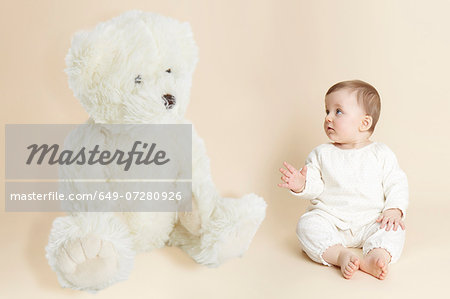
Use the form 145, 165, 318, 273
376, 208, 405, 231
278, 162, 307, 193
278, 149, 324, 199
379, 145, 409, 230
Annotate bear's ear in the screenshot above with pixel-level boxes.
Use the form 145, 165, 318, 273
65, 29, 116, 98
65, 27, 124, 123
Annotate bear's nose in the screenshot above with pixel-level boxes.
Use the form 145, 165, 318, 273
162, 94, 176, 109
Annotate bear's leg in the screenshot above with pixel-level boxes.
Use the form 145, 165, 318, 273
212, 194, 267, 264
171, 193, 266, 267
170, 126, 266, 266
46, 213, 135, 292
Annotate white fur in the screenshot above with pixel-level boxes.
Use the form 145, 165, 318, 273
46, 10, 266, 292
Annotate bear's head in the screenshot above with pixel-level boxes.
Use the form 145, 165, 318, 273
65, 11, 198, 124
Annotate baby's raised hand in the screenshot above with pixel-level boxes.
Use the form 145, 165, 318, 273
376, 208, 405, 231
278, 162, 307, 193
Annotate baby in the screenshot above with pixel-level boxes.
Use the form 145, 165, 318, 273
278, 80, 408, 280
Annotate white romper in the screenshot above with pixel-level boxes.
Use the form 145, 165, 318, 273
292, 142, 409, 266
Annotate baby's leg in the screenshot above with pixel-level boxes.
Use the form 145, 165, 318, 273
323, 244, 360, 279
360, 221, 406, 280
360, 248, 391, 280
297, 212, 359, 279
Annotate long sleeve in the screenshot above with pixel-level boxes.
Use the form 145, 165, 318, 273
290, 148, 324, 200
381, 146, 409, 218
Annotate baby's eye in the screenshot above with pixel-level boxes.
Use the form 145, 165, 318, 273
336, 109, 343, 115
325, 110, 329, 115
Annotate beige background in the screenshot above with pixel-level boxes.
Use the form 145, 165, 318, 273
1, 0, 449, 298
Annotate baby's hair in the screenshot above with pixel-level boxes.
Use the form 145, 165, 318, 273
326, 80, 381, 133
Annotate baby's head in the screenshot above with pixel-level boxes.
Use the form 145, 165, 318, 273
324, 80, 381, 144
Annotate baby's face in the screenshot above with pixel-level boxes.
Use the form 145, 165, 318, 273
324, 89, 369, 143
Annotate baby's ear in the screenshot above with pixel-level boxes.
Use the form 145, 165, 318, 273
360, 115, 373, 131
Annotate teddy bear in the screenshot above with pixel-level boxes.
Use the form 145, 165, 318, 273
45, 11, 267, 292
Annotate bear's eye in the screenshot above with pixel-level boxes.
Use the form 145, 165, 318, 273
166, 68, 171, 73
134, 75, 142, 84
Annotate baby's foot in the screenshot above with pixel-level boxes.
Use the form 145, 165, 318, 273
337, 252, 360, 279
360, 256, 388, 280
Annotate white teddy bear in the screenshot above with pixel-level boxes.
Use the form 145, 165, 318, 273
46, 11, 267, 292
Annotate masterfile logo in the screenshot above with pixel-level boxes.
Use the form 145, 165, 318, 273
5, 124, 192, 212
26, 141, 170, 171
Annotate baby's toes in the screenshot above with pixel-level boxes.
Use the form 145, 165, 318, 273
375, 258, 388, 279
345, 264, 355, 274
376, 258, 385, 270
345, 264, 353, 273
380, 266, 388, 279
343, 268, 352, 279
349, 257, 360, 269
379, 269, 388, 280
377, 259, 387, 272
343, 262, 357, 279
